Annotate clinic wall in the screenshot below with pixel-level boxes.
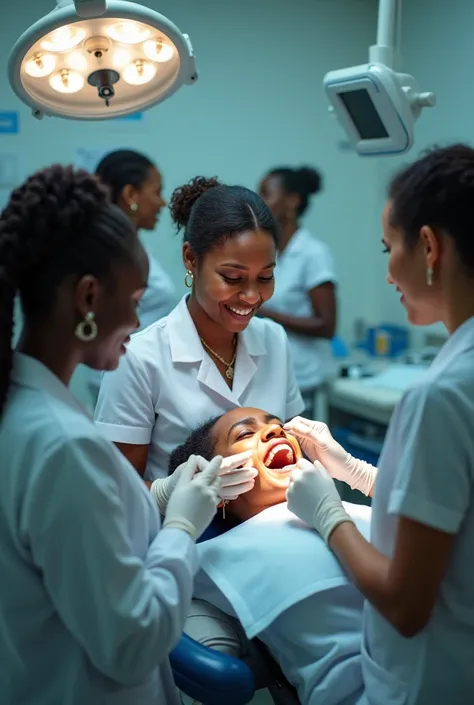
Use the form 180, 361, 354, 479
1, 0, 380, 349
374, 0, 474, 344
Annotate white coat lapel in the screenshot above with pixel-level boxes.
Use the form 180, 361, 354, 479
232, 322, 266, 400
197, 355, 237, 404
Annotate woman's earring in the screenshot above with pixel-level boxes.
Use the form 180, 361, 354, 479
184, 270, 194, 288
426, 267, 433, 287
130, 203, 139, 212
75, 312, 98, 342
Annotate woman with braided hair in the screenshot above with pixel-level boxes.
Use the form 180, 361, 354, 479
0, 165, 229, 705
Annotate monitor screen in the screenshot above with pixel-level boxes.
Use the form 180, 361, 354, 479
339, 89, 389, 140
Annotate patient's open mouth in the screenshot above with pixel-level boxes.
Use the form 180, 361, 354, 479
263, 442, 295, 473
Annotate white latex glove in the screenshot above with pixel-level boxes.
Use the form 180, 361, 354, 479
151, 450, 257, 514
217, 450, 258, 501
163, 455, 222, 540
286, 459, 354, 543
284, 416, 377, 496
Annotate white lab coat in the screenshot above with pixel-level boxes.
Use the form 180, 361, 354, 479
360, 316, 474, 705
0, 353, 197, 705
193, 502, 371, 705
139, 245, 178, 330
269, 228, 337, 391
95, 295, 304, 480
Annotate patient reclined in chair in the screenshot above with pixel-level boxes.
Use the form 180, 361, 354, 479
169, 408, 371, 705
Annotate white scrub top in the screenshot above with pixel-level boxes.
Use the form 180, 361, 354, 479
194, 502, 371, 705
362, 316, 474, 705
0, 353, 197, 705
95, 295, 304, 480
270, 228, 337, 391
139, 245, 177, 330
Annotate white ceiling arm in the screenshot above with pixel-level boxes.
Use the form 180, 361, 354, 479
74, 0, 107, 18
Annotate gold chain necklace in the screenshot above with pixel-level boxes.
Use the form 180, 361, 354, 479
200, 336, 237, 380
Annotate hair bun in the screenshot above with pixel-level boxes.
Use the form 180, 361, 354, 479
297, 167, 322, 195
169, 176, 221, 230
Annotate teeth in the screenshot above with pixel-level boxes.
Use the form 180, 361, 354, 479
264, 442, 294, 468
227, 306, 253, 316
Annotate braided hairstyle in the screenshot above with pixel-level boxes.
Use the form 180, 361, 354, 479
0, 164, 138, 417
95, 149, 155, 204
266, 166, 322, 216
169, 176, 280, 255
388, 143, 474, 270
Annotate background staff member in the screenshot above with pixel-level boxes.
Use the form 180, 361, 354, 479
259, 166, 337, 411
286, 144, 474, 705
95, 149, 177, 331
95, 177, 304, 482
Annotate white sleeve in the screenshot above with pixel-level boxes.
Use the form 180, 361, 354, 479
281, 327, 305, 420
95, 346, 155, 445
24, 436, 198, 685
387, 384, 471, 534
305, 240, 336, 291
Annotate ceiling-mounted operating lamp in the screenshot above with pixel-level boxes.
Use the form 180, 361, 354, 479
8, 0, 198, 120
323, 0, 435, 156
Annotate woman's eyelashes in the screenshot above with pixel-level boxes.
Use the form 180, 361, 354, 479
220, 274, 275, 284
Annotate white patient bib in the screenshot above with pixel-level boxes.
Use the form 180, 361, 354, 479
197, 502, 371, 639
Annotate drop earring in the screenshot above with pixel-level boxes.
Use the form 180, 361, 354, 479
184, 270, 194, 288
426, 267, 433, 287
75, 312, 98, 342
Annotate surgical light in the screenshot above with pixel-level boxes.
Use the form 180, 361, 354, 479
323, 0, 435, 156
8, 0, 198, 121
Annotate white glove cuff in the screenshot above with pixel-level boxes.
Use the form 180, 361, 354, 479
316, 501, 354, 544
150, 476, 173, 516
346, 456, 378, 496
162, 517, 197, 540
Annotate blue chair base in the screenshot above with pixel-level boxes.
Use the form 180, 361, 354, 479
170, 633, 255, 705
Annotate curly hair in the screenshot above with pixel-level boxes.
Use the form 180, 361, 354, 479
388, 143, 474, 269
95, 149, 156, 204
266, 166, 323, 216
168, 415, 222, 475
0, 164, 137, 417
169, 176, 280, 256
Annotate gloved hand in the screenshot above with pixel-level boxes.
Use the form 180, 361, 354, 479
151, 450, 257, 515
216, 450, 258, 501
286, 459, 354, 543
284, 417, 377, 496
162, 455, 222, 540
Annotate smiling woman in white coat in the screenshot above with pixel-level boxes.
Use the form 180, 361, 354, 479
95, 176, 304, 488
285, 144, 474, 705
0, 165, 226, 705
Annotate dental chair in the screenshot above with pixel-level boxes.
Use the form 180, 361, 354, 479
170, 518, 300, 705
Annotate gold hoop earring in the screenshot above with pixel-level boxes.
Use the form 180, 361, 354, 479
75, 312, 98, 342
426, 267, 433, 287
184, 270, 194, 288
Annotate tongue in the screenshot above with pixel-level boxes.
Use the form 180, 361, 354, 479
268, 448, 293, 470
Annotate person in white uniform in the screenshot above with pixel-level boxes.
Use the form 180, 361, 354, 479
259, 166, 337, 409
95, 176, 304, 488
284, 144, 474, 704
168, 407, 370, 705
95, 149, 177, 329
77, 150, 178, 407
0, 164, 229, 705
